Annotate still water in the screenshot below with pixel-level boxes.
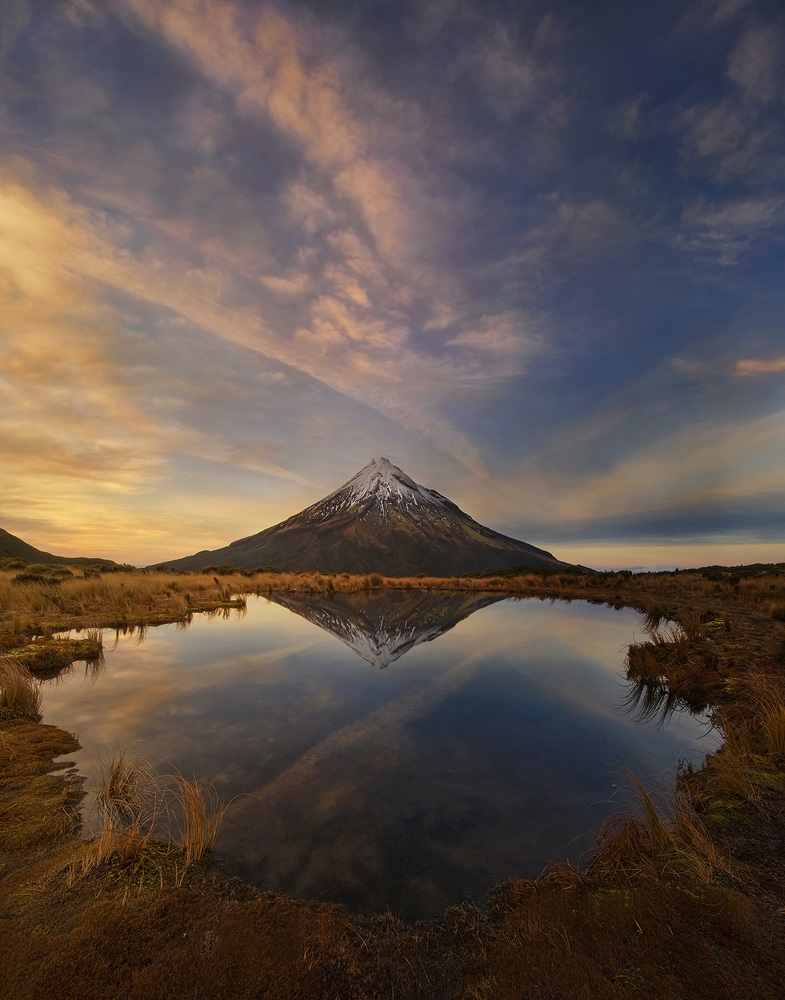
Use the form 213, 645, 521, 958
43, 592, 710, 919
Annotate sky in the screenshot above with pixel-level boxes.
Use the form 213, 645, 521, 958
1, 0, 784, 571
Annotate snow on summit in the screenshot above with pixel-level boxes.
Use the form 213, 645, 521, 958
321, 457, 447, 517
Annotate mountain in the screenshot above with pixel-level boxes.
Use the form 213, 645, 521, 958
0, 527, 116, 566
271, 589, 509, 668
158, 457, 574, 576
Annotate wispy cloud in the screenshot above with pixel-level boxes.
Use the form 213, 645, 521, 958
521, 408, 785, 538
0, 180, 163, 488
8, 0, 544, 476
2, 0, 784, 564
680, 100, 774, 183
727, 24, 783, 104
735, 355, 785, 375
678, 194, 785, 264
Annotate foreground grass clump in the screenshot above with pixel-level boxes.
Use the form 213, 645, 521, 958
0, 656, 42, 720
168, 770, 233, 866
87, 744, 232, 876
97, 743, 159, 825
586, 768, 729, 886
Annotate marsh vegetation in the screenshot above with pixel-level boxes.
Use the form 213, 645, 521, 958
1, 559, 785, 997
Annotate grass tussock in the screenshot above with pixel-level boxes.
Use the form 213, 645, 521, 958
94, 743, 163, 866
625, 641, 663, 684
587, 768, 729, 886
168, 770, 232, 865
90, 744, 233, 874
0, 656, 42, 720
96, 742, 158, 827
702, 715, 761, 806
750, 677, 785, 758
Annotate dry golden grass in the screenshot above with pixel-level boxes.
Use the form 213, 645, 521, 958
702, 715, 761, 805
0, 656, 42, 719
96, 742, 158, 829
1, 561, 784, 639
92, 743, 164, 866
0, 567, 249, 629
167, 770, 234, 865
625, 641, 663, 684
753, 680, 785, 758
587, 768, 729, 886
718, 671, 785, 761
90, 744, 233, 872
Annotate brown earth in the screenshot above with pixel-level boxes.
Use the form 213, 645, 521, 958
2, 564, 785, 998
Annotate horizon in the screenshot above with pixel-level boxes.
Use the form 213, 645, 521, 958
2, 1, 784, 571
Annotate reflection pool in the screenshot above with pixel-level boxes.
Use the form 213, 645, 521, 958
43, 593, 711, 919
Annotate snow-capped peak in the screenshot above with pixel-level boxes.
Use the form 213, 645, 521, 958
316, 457, 446, 518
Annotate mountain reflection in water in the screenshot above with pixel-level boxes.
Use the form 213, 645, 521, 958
41, 593, 710, 921
270, 589, 508, 667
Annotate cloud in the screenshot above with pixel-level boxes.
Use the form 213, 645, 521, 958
10, 0, 539, 476
711, 0, 755, 22
735, 355, 785, 374
675, 0, 755, 35
680, 99, 774, 183
260, 272, 312, 298
676, 4, 785, 208
535, 408, 785, 531
460, 21, 562, 121
445, 312, 541, 362
52, 186, 492, 475
668, 357, 720, 385
670, 351, 785, 382
124, 0, 423, 269
678, 194, 785, 263
0, 179, 163, 488
727, 25, 783, 104
610, 94, 649, 140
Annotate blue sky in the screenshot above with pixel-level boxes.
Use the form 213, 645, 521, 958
1, 0, 783, 569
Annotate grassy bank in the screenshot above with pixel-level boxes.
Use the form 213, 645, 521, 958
1, 562, 785, 997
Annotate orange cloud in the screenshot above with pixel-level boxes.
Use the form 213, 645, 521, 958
0, 180, 162, 486
735, 356, 785, 375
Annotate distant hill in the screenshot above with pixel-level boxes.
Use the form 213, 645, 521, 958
0, 528, 116, 566
157, 457, 576, 577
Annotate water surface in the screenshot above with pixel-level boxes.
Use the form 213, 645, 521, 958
43, 593, 710, 919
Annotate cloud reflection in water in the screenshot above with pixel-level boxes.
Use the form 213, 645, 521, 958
41, 594, 710, 919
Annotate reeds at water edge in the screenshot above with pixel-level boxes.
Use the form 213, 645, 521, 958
89, 743, 235, 874
0, 656, 42, 720
168, 770, 234, 865
586, 767, 729, 886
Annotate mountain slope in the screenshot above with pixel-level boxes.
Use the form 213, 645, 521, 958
0, 527, 115, 566
159, 457, 573, 576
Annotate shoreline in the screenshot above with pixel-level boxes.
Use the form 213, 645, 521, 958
2, 565, 785, 997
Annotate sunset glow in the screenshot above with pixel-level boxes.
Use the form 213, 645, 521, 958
2, 0, 783, 569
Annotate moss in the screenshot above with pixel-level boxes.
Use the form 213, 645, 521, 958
15, 638, 103, 677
